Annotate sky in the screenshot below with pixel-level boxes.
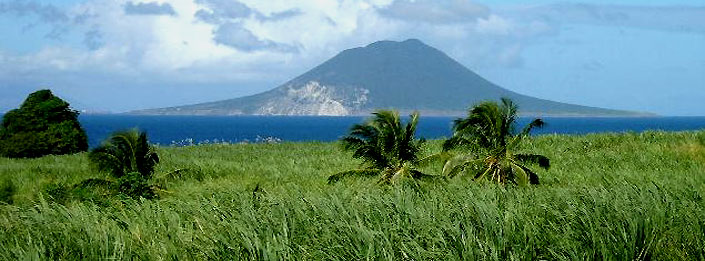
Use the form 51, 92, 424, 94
0, 0, 704, 115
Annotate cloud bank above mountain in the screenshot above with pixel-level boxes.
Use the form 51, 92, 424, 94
0, 0, 703, 115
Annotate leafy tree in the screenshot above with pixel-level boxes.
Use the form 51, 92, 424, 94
329, 110, 437, 185
442, 98, 549, 185
89, 129, 159, 198
0, 89, 88, 158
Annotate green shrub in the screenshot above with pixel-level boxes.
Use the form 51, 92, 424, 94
89, 129, 159, 199
43, 180, 117, 205
0, 89, 88, 158
117, 172, 155, 199
43, 183, 71, 204
0, 179, 16, 204
71, 179, 116, 205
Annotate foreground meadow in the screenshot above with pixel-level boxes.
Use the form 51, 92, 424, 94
1, 131, 705, 260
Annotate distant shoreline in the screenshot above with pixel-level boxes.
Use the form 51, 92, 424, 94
121, 111, 659, 118
4, 112, 703, 118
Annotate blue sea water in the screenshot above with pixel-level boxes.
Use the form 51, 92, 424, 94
73, 115, 705, 148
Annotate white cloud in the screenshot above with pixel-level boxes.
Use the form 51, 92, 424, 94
475, 14, 513, 35
378, 0, 489, 24
0, 0, 405, 111
504, 3, 705, 34
124, 1, 176, 16
2, 0, 702, 113
497, 44, 523, 67
0, 0, 541, 112
2, 0, 513, 79
213, 22, 298, 52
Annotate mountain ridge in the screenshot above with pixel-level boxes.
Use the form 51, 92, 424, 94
131, 39, 651, 117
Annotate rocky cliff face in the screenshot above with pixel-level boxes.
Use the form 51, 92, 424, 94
254, 81, 368, 116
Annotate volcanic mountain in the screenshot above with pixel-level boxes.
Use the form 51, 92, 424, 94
133, 39, 644, 116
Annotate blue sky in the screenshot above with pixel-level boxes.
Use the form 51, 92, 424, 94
1, 0, 704, 115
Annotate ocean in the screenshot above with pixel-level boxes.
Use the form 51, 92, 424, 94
72, 115, 705, 148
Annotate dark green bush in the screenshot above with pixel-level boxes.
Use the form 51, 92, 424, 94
0, 89, 88, 158
0, 179, 16, 204
89, 129, 160, 199
43, 183, 71, 204
71, 179, 117, 205
42, 179, 120, 205
117, 172, 156, 199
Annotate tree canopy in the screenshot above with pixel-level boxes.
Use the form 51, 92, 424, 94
88, 129, 160, 199
329, 110, 439, 185
0, 89, 88, 158
442, 98, 550, 185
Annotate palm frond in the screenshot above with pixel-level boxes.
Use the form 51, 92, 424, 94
109, 130, 139, 171
399, 111, 420, 163
341, 136, 388, 169
89, 129, 159, 178
136, 131, 159, 178
519, 118, 545, 137
442, 136, 476, 151
445, 98, 550, 185
515, 154, 550, 170
516, 164, 540, 184
410, 170, 446, 182
371, 110, 401, 158
388, 166, 408, 185
500, 97, 518, 141
510, 163, 530, 186
88, 146, 125, 177
335, 110, 428, 185
442, 154, 482, 178
474, 164, 495, 181
415, 152, 452, 168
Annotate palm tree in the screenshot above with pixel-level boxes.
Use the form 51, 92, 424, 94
442, 98, 549, 185
329, 110, 436, 185
89, 129, 159, 178
88, 129, 159, 198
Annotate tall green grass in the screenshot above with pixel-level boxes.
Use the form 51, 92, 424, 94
1, 131, 704, 260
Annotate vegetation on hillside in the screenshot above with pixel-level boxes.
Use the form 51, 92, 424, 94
87, 129, 160, 199
443, 98, 550, 185
0, 96, 702, 259
0, 179, 15, 204
0, 89, 88, 158
0, 131, 704, 259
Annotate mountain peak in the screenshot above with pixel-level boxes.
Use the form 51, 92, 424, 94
132, 40, 645, 117
365, 38, 427, 48
359, 39, 437, 55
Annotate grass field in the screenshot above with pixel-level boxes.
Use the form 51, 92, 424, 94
1, 131, 705, 260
